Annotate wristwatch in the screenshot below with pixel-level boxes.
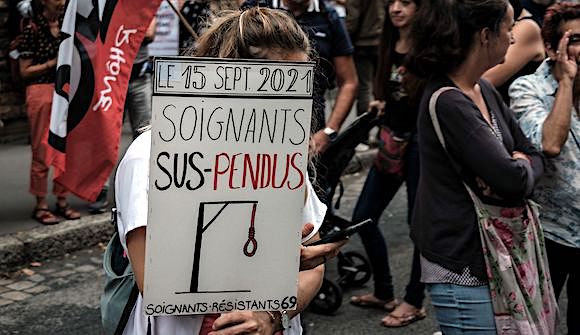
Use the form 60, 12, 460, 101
323, 127, 338, 142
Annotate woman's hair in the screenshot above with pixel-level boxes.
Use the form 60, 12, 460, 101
406, 0, 509, 77
542, 2, 580, 51
189, 7, 310, 59
510, 0, 523, 20
374, 0, 421, 101
30, 0, 43, 22
184, 7, 321, 181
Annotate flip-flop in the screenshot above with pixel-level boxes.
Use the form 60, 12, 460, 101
350, 294, 399, 311
381, 308, 427, 328
32, 207, 61, 225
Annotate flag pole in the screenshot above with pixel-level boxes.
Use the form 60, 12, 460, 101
164, 0, 199, 41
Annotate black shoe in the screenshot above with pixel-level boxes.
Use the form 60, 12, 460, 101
88, 189, 109, 214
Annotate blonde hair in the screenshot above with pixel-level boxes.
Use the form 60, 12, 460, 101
189, 7, 310, 59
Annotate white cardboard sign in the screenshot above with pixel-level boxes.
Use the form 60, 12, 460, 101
144, 57, 314, 316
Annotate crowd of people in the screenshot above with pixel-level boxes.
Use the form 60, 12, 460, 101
12, 0, 580, 334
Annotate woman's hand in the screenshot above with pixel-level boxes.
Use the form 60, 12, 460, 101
300, 239, 347, 271
300, 223, 347, 271
46, 58, 57, 69
311, 130, 331, 154
368, 100, 386, 116
512, 151, 530, 164
552, 31, 578, 84
208, 311, 275, 335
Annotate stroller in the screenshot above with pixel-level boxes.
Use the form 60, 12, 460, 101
308, 108, 382, 315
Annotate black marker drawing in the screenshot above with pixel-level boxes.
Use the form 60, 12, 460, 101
243, 203, 258, 257
176, 200, 258, 295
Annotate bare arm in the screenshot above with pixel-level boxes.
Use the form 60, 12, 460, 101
542, 31, 576, 156
293, 259, 324, 318
19, 58, 56, 80
327, 55, 358, 130
312, 55, 358, 153
483, 19, 544, 87
143, 17, 157, 44
126, 227, 147, 294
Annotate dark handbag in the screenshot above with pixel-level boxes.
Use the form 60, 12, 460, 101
374, 125, 409, 176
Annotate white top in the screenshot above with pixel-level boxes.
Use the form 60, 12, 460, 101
115, 130, 326, 335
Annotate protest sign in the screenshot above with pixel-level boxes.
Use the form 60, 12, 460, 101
144, 57, 315, 316
148, 0, 180, 56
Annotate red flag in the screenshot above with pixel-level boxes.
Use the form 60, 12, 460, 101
49, 0, 161, 201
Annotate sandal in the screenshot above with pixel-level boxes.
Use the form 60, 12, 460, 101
32, 207, 60, 225
54, 203, 81, 220
350, 294, 400, 311
381, 306, 426, 328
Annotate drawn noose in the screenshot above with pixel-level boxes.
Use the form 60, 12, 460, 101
243, 203, 258, 257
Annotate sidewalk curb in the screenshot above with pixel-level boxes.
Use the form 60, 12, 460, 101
0, 149, 377, 273
0, 213, 113, 273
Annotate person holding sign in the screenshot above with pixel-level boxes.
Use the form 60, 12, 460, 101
115, 7, 346, 335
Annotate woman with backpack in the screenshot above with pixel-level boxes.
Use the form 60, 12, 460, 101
113, 7, 346, 335
19, 0, 80, 225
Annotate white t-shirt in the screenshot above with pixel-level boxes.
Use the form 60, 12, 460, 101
115, 131, 326, 335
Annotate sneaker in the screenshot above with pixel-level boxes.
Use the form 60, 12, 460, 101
88, 188, 110, 214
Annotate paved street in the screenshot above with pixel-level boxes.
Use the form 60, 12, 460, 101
0, 168, 569, 334
0, 129, 133, 237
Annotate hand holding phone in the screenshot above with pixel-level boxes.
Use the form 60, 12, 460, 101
305, 219, 373, 246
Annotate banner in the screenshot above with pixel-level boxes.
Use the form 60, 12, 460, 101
144, 57, 315, 315
49, 0, 162, 201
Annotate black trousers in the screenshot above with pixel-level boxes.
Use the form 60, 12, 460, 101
545, 238, 580, 335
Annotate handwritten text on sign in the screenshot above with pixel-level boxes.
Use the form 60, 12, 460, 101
145, 57, 314, 316
155, 58, 313, 96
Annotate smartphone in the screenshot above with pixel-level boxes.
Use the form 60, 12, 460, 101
305, 219, 373, 246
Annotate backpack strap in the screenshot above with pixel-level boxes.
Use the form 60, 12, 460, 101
110, 208, 141, 335
114, 284, 140, 335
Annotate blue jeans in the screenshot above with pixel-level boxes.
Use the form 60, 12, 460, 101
351, 136, 424, 307
428, 283, 496, 334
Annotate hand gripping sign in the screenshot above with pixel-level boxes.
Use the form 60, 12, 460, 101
144, 57, 314, 316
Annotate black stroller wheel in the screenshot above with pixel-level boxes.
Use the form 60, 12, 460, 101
337, 251, 372, 288
309, 278, 343, 315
